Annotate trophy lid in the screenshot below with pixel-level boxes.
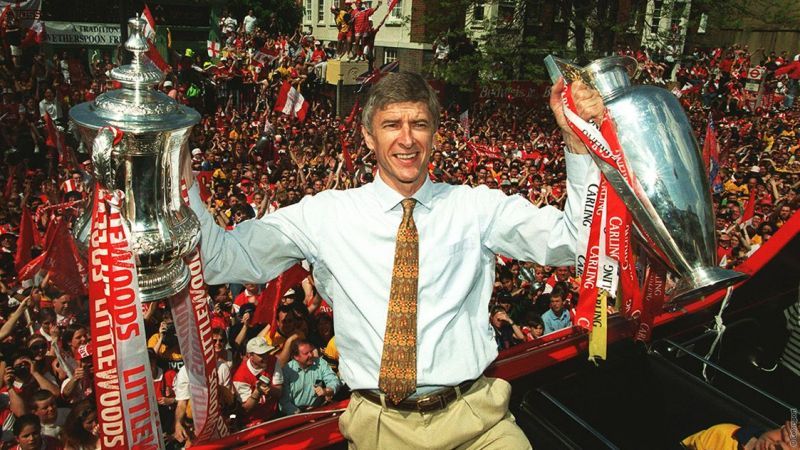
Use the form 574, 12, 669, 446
69, 16, 200, 132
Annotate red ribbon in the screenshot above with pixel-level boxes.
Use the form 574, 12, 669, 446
561, 84, 641, 330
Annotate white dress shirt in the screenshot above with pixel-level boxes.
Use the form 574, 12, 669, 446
189, 153, 592, 391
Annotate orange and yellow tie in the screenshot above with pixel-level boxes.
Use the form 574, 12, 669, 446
378, 198, 419, 404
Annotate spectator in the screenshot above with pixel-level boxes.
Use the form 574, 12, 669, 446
30, 390, 65, 439
60, 400, 98, 450
231, 337, 283, 427
242, 9, 257, 34
11, 414, 60, 450
542, 284, 572, 334
490, 306, 525, 350
278, 339, 340, 415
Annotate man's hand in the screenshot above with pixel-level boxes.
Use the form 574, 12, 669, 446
314, 385, 326, 397
174, 422, 191, 444
549, 78, 605, 154
3, 367, 14, 386
181, 147, 195, 189
257, 382, 270, 396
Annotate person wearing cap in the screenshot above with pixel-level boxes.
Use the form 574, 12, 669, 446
184, 72, 601, 448
231, 336, 283, 427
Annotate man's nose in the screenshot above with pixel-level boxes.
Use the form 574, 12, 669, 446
397, 122, 414, 147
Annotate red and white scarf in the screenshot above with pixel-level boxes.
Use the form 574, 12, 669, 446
88, 127, 163, 450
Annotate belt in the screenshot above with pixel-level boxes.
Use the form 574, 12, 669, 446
356, 379, 476, 413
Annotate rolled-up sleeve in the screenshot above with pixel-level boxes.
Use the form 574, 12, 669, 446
187, 185, 318, 285
481, 152, 592, 266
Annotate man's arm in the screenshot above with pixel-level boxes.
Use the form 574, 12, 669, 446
479, 152, 591, 266
319, 359, 341, 395
183, 154, 317, 285
186, 183, 317, 285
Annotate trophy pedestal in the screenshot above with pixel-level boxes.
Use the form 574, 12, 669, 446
325, 59, 369, 86
665, 266, 749, 309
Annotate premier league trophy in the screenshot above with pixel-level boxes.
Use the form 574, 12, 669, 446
545, 55, 747, 305
71, 16, 201, 301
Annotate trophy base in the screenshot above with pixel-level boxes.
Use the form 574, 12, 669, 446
664, 266, 749, 311
138, 259, 191, 302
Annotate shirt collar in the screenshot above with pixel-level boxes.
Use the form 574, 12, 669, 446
372, 173, 434, 212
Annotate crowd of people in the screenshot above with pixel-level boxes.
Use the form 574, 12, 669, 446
0, 7, 796, 449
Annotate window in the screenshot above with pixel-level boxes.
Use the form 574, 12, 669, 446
317, 0, 325, 22
473, 1, 485, 21
498, 1, 516, 26
390, 0, 403, 20
650, 0, 663, 34
384, 48, 397, 65
304, 0, 312, 22
670, 1, 685, 31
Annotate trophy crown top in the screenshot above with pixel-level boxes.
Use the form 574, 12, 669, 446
110, 15, 164, 90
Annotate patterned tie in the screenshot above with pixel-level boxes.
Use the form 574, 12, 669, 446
378, 198, 419, 404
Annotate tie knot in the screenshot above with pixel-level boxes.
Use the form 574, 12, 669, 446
400, 198, 416, 219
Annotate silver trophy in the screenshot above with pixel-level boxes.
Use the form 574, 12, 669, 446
70, 16, 201, 301
545, 55, 747, 305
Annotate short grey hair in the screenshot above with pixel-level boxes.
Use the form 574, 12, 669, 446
361, 72, 441, 133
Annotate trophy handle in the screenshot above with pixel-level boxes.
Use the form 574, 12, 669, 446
91, 127, 119, 190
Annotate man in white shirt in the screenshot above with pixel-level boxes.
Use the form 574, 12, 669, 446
242, 9, 257, 34
38, 88, 63, 121
184, 72, 603, 448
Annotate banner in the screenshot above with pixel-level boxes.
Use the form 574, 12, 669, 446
0, 0, 40, 27
168, 251, 229, 442
466, 142, 502, 160
45, 21, 121, 46
168, 181, 228, 443
89, 127, 163, 450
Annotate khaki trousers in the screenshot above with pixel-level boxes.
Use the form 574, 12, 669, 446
339, 376, 532, 449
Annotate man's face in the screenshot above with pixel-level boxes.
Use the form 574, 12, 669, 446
363, 101, 434, 195
293, 343, 315, 368
555, 267, 569, 280
53, 295, 71, 314
550, 295, 564, 314
780, 206, 791, 219
249, 352, 271, 370
33, 397, 57, 422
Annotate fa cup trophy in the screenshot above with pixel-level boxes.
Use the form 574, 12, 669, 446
545, 55, 747, 305
70, 17, 201, 301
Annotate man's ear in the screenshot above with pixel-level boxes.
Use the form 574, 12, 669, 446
361, 125, 375, 151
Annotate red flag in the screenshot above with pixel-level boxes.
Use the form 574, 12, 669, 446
20, 19, 45, 47
274, 81, 310, 121
252, 264, 309, 327
145, 41, 170, 73
43, 112, 69, 162
41, 218, 87, 296
3, 171, 15, 201
14, 207, 41, 271
0, 6, 10, 31
341, 138, 354, 174
740, 187, 757, 224
345, 99, 360, 126
17, 218, 87, 296
142, 4, 157, 41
